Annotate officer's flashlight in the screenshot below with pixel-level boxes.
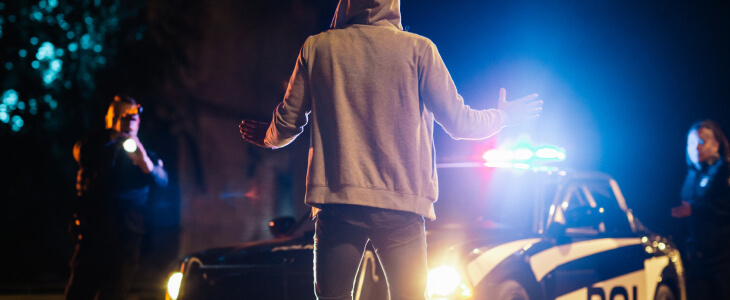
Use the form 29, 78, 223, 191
123, 139, 138, 153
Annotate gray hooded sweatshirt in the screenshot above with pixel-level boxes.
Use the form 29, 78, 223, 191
264, 0, 507, 220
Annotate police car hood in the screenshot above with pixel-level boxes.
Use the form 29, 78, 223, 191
426, 224, 538, 266
183, 233, 314, 266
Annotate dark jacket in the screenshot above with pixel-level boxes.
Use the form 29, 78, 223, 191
73, 129, 168, 238
682, 158, 730, 270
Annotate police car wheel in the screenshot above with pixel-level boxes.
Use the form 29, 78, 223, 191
654, 284, 675, 300
494, 280, 529, 300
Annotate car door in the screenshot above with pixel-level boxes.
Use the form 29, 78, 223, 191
539, 179, 644, 300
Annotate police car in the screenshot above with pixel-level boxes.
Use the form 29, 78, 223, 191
165, 146, 685, 300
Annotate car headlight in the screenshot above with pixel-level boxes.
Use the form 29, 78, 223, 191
427, 266, 472, 299
166, 272, 183, 300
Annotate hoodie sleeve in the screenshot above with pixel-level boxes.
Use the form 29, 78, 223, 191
264, 39, 313, 148
418, 41, 507, 140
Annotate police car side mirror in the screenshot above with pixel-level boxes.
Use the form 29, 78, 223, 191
269, 216, 296, 238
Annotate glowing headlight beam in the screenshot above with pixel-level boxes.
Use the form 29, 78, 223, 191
167, 272, 183, 300
427, 266, 462, 296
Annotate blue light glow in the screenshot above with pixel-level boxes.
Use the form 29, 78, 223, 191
36, 42, 55, 60
4, 62, 11, 70
50, 59, 62, 71
47, 0, 58, 10
30, 36, 39, 45
513, 148, 533, 161
84, 16, 93, 25
11, 115, 24, 132
17, 102, 25, 110
68, 42, 78, 52
535, 146, 567, 161
19, 49, 27, 57
39, 1, 47, 9
66, 31, 74, 39
55, 48, 64, 56
43, 69, 57, 85
514, 163, 531, 170
29, 99, 38, 115
31, 11, 43, 21
80, 34, 92, 49
31, 61, 40, 69
93, 44, 102, 53
0, 104, 6, 112
2, 89, 18, 107
0, 112, 8, 123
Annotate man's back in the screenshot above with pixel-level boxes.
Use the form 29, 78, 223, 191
262, 0, 514, 219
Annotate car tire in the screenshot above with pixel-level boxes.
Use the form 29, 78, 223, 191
494, 280, 530, 300
655, 284, 676, 300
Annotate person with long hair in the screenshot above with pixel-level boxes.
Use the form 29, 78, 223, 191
672, 119, 730, 299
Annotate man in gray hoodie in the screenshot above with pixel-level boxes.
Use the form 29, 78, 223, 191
240, 0, 543, 298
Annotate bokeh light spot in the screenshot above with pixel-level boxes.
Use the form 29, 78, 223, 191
80, 34, 92, 49
36, 41, 55, 60
50, 59, 62, 71
31, 11, 43, 21
10, 115, 23, 132
2, 89, 18, 107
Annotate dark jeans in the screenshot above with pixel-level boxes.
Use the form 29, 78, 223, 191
313, 205, 428, 300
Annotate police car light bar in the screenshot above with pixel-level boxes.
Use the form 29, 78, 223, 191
483, 145, 565, 163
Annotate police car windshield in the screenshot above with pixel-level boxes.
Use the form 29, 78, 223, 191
430, 166, 555, 234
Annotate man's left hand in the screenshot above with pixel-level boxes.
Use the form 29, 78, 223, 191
240, 120, 270, 148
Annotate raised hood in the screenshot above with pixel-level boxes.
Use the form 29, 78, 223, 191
330, 0, 403, 30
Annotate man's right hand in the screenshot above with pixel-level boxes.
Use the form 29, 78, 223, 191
497, 88, 543, 126
240, 120, 270, 148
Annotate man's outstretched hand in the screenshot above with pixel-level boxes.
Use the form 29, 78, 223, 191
497, 88, 543, 126
240, 120, 270, 148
